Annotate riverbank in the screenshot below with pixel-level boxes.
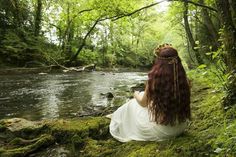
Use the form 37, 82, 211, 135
0, 70, 236, 156
0, 65, 149, 75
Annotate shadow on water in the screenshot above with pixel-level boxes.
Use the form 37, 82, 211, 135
0, 71, 147, 120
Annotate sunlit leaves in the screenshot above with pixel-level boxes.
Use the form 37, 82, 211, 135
197, 64, 207, 69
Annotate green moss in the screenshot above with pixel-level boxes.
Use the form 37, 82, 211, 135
0, 124, 6, 132
71, 134, 84, 149
80, 138, 119, 157
47, 117, 110, 143
0, 134, 54, 157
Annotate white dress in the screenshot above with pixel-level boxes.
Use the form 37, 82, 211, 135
109, 93, 187, 142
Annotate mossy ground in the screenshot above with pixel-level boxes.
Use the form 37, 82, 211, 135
0, 70, 236, 157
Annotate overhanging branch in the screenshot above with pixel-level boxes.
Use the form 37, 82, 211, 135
99, 0, 217, 22
183, 0, 217, 12
110, 0, 166, 21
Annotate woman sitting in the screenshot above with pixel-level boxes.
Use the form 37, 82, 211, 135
109, 44, 191, 142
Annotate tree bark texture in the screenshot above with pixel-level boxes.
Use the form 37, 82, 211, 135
34, 0, 42, 36
216, 0, 236, 71
229, 0, 236, 27
199, 0, 219, 49
183, 0, 203, 64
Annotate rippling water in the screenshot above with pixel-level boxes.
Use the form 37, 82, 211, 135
0, 71, 147, 120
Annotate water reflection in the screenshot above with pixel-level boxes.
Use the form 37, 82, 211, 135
39, 78, 61, 119
0, 71, 147, 120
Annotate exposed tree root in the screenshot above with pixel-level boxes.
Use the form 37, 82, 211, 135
0, 117, 110, 157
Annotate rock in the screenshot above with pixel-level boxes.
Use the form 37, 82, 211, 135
2, 118, 44, 132
130, 83, 145, 92
100, 92, 114, 99
38, 72, 47, 75
106, 92, 114, 99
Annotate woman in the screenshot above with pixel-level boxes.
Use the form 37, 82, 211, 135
109, 44, 191, 142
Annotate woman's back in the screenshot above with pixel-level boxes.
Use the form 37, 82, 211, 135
109, 44, 191, 142
146, 45, 191, 126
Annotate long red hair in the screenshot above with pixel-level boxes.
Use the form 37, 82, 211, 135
146, 47, 190, 125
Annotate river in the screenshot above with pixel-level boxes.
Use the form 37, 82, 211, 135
0, 71, 147, 120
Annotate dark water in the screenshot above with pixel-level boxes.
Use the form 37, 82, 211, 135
0, 71, 147, 120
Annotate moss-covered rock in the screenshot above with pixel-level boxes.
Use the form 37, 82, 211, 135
0, 117, 110, 157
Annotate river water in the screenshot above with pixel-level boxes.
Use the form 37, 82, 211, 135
0, 71, 147, 120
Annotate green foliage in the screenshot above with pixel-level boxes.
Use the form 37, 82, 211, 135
0, 29, 62, 67
0, 31, 41, 66
197, 64, 207, 69
78, 49, 99, 65
104, 53, 117, 67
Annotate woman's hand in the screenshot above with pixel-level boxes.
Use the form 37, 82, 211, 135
134, 90, 148, 107
133, 91, 140, 99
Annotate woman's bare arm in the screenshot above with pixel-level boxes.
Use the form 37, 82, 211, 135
133, 84, 148, 107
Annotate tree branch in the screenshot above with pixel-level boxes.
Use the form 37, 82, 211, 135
183, 0, 217, 12
111, 0, 167, 21
69, 18, 100, 63
98, 0, 166, 22
99, 0, 217, 22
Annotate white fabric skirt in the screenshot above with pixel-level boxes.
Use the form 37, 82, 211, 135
109, 97, 187, 142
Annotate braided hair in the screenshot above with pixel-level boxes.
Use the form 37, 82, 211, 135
146, 44, 191, 125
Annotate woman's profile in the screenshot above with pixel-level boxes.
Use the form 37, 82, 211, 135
109, 44, 191, 142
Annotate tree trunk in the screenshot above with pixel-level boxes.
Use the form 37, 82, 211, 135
216, 0, 236, 71
66, 23, 74, 59
229, 0, 236, 27
68, 19, 100, 64
216, 0, 236, 106
12, 0, 21, 28
183, 0, 203, 64
34, 0, 42, 36
199, 0, 219, 49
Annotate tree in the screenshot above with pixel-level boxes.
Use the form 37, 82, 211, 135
216, 0, 236, 71
34, 0, 43, 36
215, 0, 236, 106
199, 0, 219, 49
183, 0, 203, 64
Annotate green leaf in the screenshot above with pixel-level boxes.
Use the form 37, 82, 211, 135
197, 64, 207, 69
212, 52, 219, 59
205, 52, 212, 56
